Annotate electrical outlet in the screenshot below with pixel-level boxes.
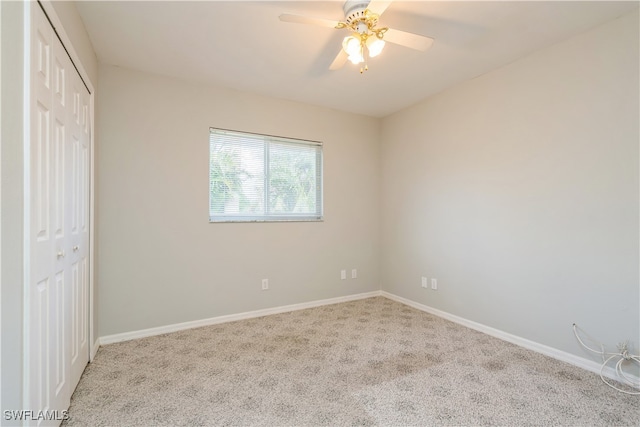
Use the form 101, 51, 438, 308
431, 278, 437, 290
421, 277, 428, 288
351, 269, 357, 279
262, 279, 269, 290
340, 270, 346, 280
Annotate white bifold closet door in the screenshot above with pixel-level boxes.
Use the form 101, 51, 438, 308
28, 2, 90, 425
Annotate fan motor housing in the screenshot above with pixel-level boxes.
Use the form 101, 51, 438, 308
343, 0, 370, 25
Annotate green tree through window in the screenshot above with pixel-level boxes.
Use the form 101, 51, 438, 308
209, 144, 251, 214
209, 128, 323, 222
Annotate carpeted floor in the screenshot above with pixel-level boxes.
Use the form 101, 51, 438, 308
64, 297, 638, 426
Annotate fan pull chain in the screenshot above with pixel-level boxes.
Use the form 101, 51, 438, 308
360, 42, 369, 74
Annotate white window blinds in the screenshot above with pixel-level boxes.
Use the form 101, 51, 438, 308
209, 128, 323, 222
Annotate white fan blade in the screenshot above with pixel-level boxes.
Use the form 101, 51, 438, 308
329, 49, 348, 71
367, 0, 393, 16
279, 14, 341, 29
384, 28, 434, 51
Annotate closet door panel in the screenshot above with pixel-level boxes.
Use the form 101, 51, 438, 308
68, 74, 90, 388
27, 3, 91, 424
29, 5, 71, 424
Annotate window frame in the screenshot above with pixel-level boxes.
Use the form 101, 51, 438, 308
209, 127, 324, 223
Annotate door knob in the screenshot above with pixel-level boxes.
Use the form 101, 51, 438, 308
73, 245, 79, 252
57, 250, 65, 258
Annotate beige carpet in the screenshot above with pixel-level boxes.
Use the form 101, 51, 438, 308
64, 297, 638, 426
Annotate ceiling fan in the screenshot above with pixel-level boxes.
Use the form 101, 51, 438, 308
279, 0, 434, 73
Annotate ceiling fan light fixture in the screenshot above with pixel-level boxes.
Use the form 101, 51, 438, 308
280, 1, 435, 73
366, 36, 385, 57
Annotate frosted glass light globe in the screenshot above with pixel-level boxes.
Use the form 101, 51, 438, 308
366, 37, 385, 57
342, 35, 362, 56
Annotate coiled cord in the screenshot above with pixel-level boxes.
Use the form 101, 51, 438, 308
573, 323, 639, 395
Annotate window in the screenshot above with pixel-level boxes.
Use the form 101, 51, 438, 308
209, 128, 323, 222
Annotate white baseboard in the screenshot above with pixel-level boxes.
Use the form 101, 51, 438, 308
99, 290, 382, 345
381, 291, 639, 385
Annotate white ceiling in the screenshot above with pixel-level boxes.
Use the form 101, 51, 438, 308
76, 1, 638, 118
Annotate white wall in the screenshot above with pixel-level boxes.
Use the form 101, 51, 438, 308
97, 64, 380, 337
380, 10, 639, 360
1, 1, 26, 415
